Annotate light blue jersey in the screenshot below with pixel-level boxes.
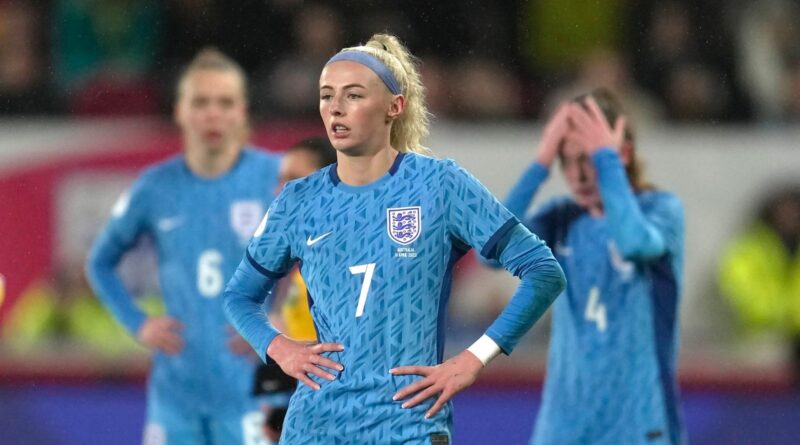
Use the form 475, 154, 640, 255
224, 152, 566, 444
503, 149, 685, 445
87, 148, 281, 445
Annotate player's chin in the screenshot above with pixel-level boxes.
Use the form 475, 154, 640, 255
331, 139, 364, 156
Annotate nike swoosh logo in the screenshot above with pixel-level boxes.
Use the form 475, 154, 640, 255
157, 217, 184, 232
306, 231, 333, 246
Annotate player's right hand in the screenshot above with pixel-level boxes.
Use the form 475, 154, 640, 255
535, 104, 571, 167
137, 316, 184, 355
266, 334, 344, 390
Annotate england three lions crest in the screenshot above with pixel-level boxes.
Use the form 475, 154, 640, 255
387, 206, 422, 245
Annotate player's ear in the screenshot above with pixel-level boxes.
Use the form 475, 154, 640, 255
386, 94, 405, 123
620, 142, 634, 166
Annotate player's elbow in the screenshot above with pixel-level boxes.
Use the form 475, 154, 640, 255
543, 258, 566, 302
85, 243, 111, 287
521, 256, 566, 305
615, 229, 665, 261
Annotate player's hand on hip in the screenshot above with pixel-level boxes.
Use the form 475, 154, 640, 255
266, 334, 344, 390
566, 97, 626, 155
137, 316, 184, 355
391, 349, 484, 419
535, 104, 571, 167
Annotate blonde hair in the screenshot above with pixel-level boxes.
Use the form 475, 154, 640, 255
337, 34, 432, 155
177, 47, 248, 100
177, 47, 250, 144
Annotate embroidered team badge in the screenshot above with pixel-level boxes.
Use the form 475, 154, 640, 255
231, 200, 264, 244
387, 206, 422, 245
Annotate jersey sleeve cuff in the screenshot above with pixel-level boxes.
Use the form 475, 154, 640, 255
467, 334, 503, 366
590, 147, 622, 166
258, 330, 282, 364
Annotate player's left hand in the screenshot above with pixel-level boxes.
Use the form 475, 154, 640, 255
567, 97, 626, 155
390, 349, 484, 419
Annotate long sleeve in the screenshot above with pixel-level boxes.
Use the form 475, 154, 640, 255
223, 255, 282, 363
504, 161, 550, 220
445, 160, 565, 354
85, 188, 149, 335
593, 148, 679, 260
223, 189, 296, 363
484, 224, 566, 354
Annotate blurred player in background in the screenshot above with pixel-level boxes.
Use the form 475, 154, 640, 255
86, 48, 280, 445
252, 137, 336, 442
494, 88, 685, 444
223, 33, 566, 443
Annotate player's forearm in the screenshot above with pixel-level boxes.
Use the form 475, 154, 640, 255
504, 161, 549, 220
222, 259, 281, 363
485, 225, 566, 354
592, 149, 666, 259
85, 233, 147, 334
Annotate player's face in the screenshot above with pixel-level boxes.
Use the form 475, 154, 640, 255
319, 61, 396, 156
175, 69, 247, 155
276, 149, 320, 194
560, 138, 602, 210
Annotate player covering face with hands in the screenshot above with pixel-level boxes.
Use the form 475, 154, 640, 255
223, 33, 565, 444
493, 89, 685, 445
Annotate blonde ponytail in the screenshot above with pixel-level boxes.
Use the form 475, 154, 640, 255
338, 34, 432, 155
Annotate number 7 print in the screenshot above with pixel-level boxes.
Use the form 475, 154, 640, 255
350, 263, 376, 317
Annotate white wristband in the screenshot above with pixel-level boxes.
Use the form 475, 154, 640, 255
466, 334, 502, 366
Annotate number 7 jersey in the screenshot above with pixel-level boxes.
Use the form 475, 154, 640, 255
246, 152, 522, 444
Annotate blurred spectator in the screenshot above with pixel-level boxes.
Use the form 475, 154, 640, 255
418, 54, 451, 118
448, 58, 522, 120
734, 0, 800, 122
629, 0, 748, 122
719, 186, 800, 383
542, 48, 664, 126
253, 2, 344, 117
52, 0, 162, 115
2, 264, 161, 358
0, 1, 54, 114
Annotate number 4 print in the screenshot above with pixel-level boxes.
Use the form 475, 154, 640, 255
349, 263, 376, 317
584, 286, 607, 332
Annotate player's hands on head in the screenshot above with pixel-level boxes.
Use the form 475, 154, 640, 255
390, 349, 484, 419
567, 97, 626, 156
536, 104, 571, 167
267, 334, 344, 391
137, 316, 184, 355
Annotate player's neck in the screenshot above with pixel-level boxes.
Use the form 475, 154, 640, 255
185, 142, 242, 178
588, 203, 604, 218
336, 146, 399, 186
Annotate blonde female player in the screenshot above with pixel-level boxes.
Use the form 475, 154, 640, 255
223, 34, 566, 444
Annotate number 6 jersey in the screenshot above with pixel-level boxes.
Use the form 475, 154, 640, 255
87, 148, 281, 418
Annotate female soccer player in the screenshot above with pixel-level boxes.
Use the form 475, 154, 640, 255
223, 34, 566, 444
502, 89, 685, 445
87, 49, 280, 445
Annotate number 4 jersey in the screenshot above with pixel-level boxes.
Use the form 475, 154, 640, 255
87, 148, 281, 415
238, 152, 558, 444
